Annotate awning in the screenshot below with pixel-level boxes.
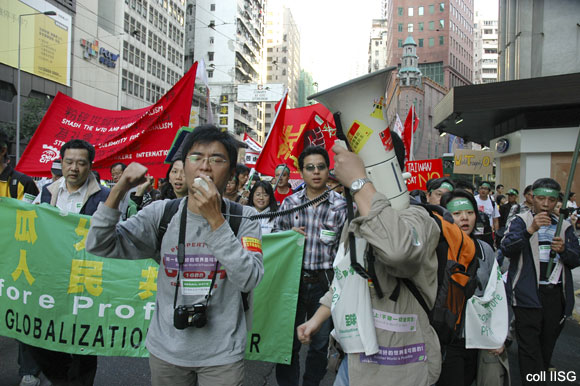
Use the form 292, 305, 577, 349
434, 72, 580, 145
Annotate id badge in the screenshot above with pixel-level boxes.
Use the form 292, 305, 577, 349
548, 261, 563, 284
320, 229, 336, 243
181, 279, 212, 296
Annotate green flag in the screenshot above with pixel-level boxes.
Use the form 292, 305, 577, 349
0, 198, 303, 363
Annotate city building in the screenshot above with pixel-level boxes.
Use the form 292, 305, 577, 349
384, 0, 475, 89
472, 2, 498, 84
385, 36, 449, 160
498, 0, 580, 81
190, 0, 265, 137
368, 19, 388, 73
297, 70, 317, 108
263, 2, 300, 141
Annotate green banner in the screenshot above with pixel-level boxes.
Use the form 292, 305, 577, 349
0, 198, 303, 363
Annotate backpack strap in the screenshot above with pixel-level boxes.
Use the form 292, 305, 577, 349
401, 278, 431, 320
158, 198, 183, 250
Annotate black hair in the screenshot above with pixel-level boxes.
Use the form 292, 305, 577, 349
409, 189, 427, 204
180, 124, 239, 174
454, 180, 475, 193
252, 173, 261, 182
159, 160, 181, 199
532, 178, 561, 192
249, 180, 278, 212
110, 162, 127, 172
426, 177, 455, 193
298, 146, 329, 170
523, 185, 533, 195
236, 163, 250, 175
0, 128, 8, 162
497, 184, 504, 189
496, 194, 505, 204
92, 170, 101, 182
60, 139, 96, 163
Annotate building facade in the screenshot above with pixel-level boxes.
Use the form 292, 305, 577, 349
473, 5, 498, 84
386, 0, 474, 89
263, 2, 300, 141
368, 19, 389, 73
190, 0, 265, 137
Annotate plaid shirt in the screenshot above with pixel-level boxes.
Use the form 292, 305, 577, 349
274, 189, 347, 270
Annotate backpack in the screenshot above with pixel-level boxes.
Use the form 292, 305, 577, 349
390, 204, 480, 347
157, 198, 249, 311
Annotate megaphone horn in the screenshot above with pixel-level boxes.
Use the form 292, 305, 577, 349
308, 67, 410, 210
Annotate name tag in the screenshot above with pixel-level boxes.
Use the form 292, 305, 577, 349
181, 279, 212, 296
320, 229, 336, 243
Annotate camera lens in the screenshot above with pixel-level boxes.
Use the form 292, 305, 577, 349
173, 306, 189, 330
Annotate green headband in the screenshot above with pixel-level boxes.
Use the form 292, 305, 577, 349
480, 182, 491, 189
275, 164, 290, 174
446, 198, 474, 213
533, 188, 559, 198
507, 189, 518, 195
440, 182, 454, 192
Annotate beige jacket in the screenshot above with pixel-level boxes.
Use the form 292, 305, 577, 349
321, 193, 441, 386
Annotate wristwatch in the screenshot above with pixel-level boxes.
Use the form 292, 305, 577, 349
350, 178, 372, 195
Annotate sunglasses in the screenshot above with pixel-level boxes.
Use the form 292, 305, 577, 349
304, 163, 328, 172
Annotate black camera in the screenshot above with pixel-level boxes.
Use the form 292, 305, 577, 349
173, 304, 208, 329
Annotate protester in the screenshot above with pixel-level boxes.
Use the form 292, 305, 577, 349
475, 181, 500, 232
409, 188, 427, 204
249, 180, 277, 234
495, 184, 505, 201
0, 129, 39, 202
273, 146, 347, 386
273, 163, 294, 205
506, 185, 533, 226
440, 189, 510, 386
499, 189, 519, 229
109, 162, 126, 185
297, 132, 441, 385
555, 195, 578, 230
567, 192, 578, 209
501, 178, 580, 385
86, 125, 263, 386
129, 175, 161, 214
235, 163, 251, 204
29, 139, 110, 385
426, 177, 455, 205
454, 180, 475, 194
223, 175, 239, 201
36, 159, 63, 191
0, 129, 42, 386
159, 159, 187, 199
496, 194, 507, 206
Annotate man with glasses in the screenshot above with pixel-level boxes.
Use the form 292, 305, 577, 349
273, 146, 347, 386
87, 125, 263, 386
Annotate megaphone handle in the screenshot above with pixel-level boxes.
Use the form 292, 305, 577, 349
333, 112, 353, 152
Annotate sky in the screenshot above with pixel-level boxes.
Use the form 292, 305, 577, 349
282, 0, 499, 92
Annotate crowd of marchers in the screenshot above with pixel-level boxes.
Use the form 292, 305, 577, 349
1, 125, 578, 386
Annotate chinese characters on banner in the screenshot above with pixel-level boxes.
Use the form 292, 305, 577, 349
16, 63, 198, 179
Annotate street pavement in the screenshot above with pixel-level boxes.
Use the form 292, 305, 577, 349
2, 268, 580, 385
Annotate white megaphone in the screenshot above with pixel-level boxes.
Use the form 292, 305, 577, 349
308, 67, 410, 210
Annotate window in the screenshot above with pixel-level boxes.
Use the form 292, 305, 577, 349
398, 7, 403, 16
210, 3, 215, 11
418, 38, 424, 47
440, 2, 444, 12
418, 6, 424, 15
439, 19, 444, 28
419, 22, 424, 31
429, 4, 435, 14
208, 51, 214, 61
408, 7, 414, 16
428, 37, 434, 47
408, 23, 413, 32
210, 37, 214, 44
429, 21, 435, 30
207, 70, 213, 78
439, 36, 444, 45
398, 39, 403, 48
398, 23, 403, 32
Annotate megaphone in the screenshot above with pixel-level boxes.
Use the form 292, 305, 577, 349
308, 67, 410, 210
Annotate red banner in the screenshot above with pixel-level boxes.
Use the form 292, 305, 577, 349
405, 158, 443, 191
255, 95, 335, 178
17, 63, 198, 179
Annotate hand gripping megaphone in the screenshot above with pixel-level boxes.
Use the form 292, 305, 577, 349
308, 67, 410, 210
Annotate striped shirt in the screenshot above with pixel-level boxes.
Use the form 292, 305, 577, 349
274, 189, 347, 270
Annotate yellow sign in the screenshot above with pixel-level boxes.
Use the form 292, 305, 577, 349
346, 120, 373, 154
0, 0, 72, 86
453, 149, 494, 175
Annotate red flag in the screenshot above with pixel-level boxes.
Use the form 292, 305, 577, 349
402, 105, 419, 162
254, 94, 335, 178
289, 111, 338, 172
16, 62, 198, 179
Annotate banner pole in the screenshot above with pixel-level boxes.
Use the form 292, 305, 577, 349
546, 123, 580, 277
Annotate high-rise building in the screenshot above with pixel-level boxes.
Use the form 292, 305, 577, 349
386, 0, 474, 89
190, 0, 265, 137
368, 19, 389, 73
263, 2, 300, 140
473, 2, 498, 84
298, 70, 317, 108
498, 0, 580, 81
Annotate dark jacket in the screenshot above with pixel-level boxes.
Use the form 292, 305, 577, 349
40, 174, 109, 215
501, 211, 580, 316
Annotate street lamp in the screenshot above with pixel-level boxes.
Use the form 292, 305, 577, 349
16, 10, 57, 164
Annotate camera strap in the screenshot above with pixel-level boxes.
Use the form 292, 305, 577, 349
172, 197, 219, 309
